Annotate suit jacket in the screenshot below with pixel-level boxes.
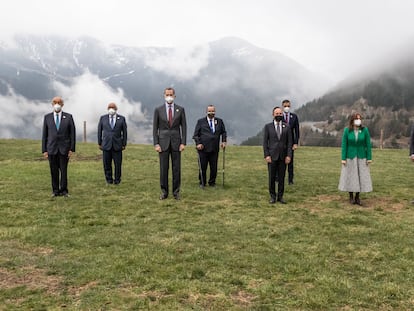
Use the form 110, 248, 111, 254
97, 114, 127, 151
192, 117, 227, 153
42, 112, 76, 155
153, 103, 187, 152
285, 112, 300, 145
410, 125, 414, 156
341, 127, 372, 160
263, 121, 293, 161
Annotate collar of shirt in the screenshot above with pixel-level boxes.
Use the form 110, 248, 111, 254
166, 103, 174, 115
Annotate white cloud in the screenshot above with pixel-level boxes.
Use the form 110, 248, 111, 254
0, 71, 151, 143
143, 44, 211, 80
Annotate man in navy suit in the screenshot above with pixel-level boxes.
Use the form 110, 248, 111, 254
282, 99, 300, 184
98, 102, 127, 185
42, 96, 76, 197
263, 106, 293, 204
193, 105, 227, 187
153, 87, 187, 200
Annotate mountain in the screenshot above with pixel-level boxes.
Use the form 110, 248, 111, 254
242, 43, 414, 148
0, 35, 329, 143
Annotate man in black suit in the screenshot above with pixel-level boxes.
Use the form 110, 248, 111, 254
153, 87, 187, 200
263, 106, 293, 204
282, 99, 300, 185
193, 105, 227, 187
97, 102, 127, 185
42, 96, 76, 197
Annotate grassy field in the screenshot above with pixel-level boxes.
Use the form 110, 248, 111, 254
0, 139, 413, 310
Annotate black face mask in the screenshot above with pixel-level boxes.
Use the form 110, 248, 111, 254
207, 113, 215, 118
274, 115, 283, 122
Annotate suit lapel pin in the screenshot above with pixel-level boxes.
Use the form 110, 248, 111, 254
63, 116, 66, 119
214, 120, 217, 125
176, 109, 179, 112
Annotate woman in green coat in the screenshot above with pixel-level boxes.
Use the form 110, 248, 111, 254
338, 112, 373, 206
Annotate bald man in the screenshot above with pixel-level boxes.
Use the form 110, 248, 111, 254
98, 103, 127, 185
42, 96, 76, 197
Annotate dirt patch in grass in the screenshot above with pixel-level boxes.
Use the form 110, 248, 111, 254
230, 290, 257, 306
0, 266, 62, 294
309, 194, 409, 212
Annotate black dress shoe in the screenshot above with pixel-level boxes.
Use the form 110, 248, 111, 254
288, 181, 294, 185
277, 198, 287, 204
269, 197, 276, 204
51, 193, 59, 197
174, 194, 180, 200
159, 194, 168, 200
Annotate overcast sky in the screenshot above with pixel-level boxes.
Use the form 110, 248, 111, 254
1, 0, 414, 82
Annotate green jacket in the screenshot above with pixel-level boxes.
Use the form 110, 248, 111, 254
341, 127, 372, 160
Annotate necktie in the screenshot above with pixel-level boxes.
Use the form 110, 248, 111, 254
209, 119, 214, 133
110, 116, 115, 129
55, 114, 60, 130
276, 123, 281, 139
285, 113, 289, 124
168, 105, 172, 127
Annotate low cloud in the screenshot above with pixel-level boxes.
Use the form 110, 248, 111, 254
0, 71, 152, 144
143, 44, 210, 80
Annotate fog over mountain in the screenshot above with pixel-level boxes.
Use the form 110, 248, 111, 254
0, 35, 330, 143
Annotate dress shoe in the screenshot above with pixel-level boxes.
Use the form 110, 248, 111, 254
174, 194, 180, 200
277, 198, 287, 204
159, 194, 168, 200
62, 192, 70, 197
269, 197, 276, 204
51, 193, 59, 197
209, 183, 216, 187
288, 181, 294, 185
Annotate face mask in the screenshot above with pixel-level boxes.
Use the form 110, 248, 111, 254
165, 96, 174, 104
54, 104, 62, 112
207, 112, 215, 118
283, 106, 290, 113
108, 108, 116, 115
354, 119, 361, 126
274, 115, 283, 122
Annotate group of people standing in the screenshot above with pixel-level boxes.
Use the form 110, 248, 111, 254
41, 89, 413, 205
41, 88, 229, 200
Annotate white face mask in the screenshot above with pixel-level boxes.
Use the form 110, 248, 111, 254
165, 96, 174, 104
354, 119, 361, 127
108, 108, 116, 115
54, 104, 62, 112
283, 106, 290, 113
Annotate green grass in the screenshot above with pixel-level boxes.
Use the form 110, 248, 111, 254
0, 139, 414, 310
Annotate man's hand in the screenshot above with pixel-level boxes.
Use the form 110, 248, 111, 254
68, 150, 73, 158
179, 144, 185, 152
221, 142, 226, 149
341, 160, 347, 165
155, 144, 162, 153
43, 152, 48, 159
285, 156, 291, 164
292, 144, 298, 151
265, 156, 272, 164
196, 144, 204, 150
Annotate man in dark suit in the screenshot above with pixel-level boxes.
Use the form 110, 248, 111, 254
263, 106, 293, 204
97, 102, 127, 185
282, 99, 300, 185
42, 96, 76, 197
193, 105, 227, 187
153, 87, 187, 200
